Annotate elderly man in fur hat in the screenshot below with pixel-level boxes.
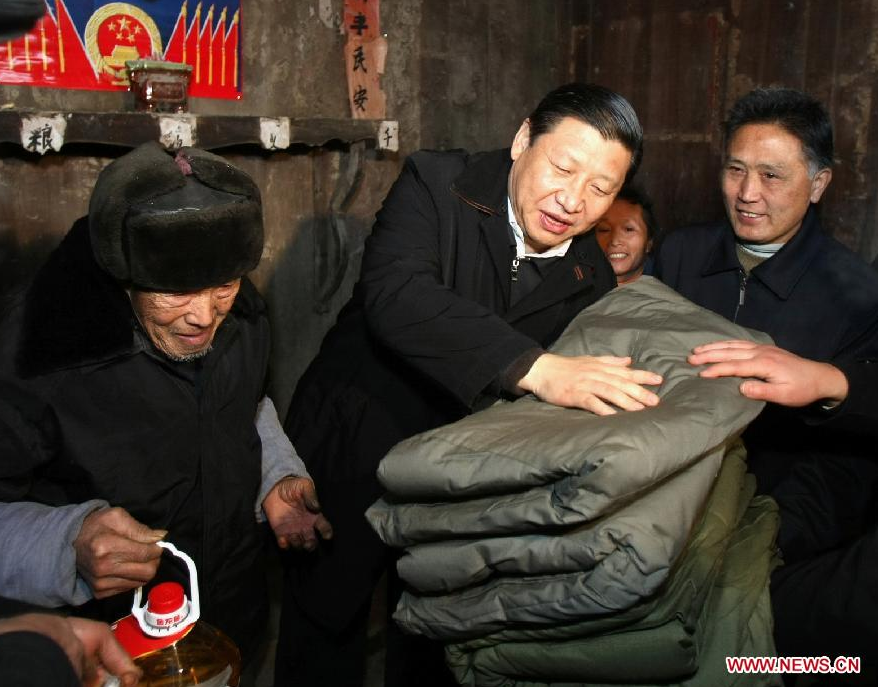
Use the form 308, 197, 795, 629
0, 142, 332, 664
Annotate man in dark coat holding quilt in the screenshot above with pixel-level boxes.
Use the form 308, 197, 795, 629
654, 88, 878, 677
277, 83, 664, 687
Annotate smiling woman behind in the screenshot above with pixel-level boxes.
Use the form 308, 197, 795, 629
595, 184, 661, 284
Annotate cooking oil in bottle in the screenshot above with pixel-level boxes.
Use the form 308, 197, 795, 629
112, 542, 241, 687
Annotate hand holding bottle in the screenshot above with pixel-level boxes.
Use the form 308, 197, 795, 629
73, 507, 166, 599
0, 613, 141, 687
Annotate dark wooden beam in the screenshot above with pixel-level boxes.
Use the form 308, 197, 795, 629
0, 110, 382, 152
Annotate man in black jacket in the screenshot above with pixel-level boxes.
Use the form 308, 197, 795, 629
0, 142, 331, 663
654, 88, 878, 676
277, 83, 664, 687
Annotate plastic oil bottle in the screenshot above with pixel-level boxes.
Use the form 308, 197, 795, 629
111, 542, 241, 687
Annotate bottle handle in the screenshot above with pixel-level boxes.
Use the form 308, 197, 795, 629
131, 541, 201, 637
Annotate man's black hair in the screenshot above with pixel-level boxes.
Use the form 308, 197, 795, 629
616, 184, 660, 242
724, 87, 834, 172
527, 83, 643, 179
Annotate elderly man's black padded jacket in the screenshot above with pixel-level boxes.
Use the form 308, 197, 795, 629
0, 219, 270, 656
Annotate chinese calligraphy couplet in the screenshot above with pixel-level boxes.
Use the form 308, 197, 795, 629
343, 0, 385, 120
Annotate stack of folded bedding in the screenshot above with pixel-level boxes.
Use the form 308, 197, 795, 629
444, 447, 781, 687
366, 278, 781, 686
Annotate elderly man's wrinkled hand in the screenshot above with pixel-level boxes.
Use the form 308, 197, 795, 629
689, 339, 849, 407
73, 507, 165, 599
517, 353, 663, 415
0, 613, 142, 687
264, 477, 333, 551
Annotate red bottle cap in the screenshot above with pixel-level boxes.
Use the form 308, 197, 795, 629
113, 582, 194, 659
148, 582, 185, 614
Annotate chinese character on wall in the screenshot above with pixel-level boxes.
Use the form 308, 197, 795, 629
343, 0, 386, 119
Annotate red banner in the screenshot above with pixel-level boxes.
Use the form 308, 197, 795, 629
0, 1, 242, 100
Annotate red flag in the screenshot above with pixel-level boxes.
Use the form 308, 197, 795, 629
55, 0, 99, 87
210, 7, 225, 90
185, 1, 201, 82
31, 10, 61, 83
223, 7, 239, 94
163, 1, 187, 63
0, 32, 31, 84
0, 0, 50, 82
192, 3, 212, 91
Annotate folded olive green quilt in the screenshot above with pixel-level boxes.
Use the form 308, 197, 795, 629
366, 278, 774, 641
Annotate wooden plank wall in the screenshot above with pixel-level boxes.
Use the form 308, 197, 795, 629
570, 0, 878, 261
418, 0, 574, 151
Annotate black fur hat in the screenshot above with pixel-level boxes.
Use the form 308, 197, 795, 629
88, 141, 263, 291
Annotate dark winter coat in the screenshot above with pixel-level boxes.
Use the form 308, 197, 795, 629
283, 148, 617, 632
653, 206, 878, 361
0, 219, 270, 656
653, 207, 878, 483
654, 205, 878, 666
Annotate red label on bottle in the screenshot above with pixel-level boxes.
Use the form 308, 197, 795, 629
112, 614, 194, 659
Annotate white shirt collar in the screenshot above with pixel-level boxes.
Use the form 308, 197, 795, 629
738, 241, 785, 258
507, 197, 572, 259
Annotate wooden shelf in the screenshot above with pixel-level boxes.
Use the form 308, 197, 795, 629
0, 110, 396, 153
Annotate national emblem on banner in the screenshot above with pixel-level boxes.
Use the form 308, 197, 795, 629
85, 3, 161, 85
0, 1, 243, 99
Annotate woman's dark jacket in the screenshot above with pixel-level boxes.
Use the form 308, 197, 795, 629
284, 148, 617, 631
0, 219, 270, 656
